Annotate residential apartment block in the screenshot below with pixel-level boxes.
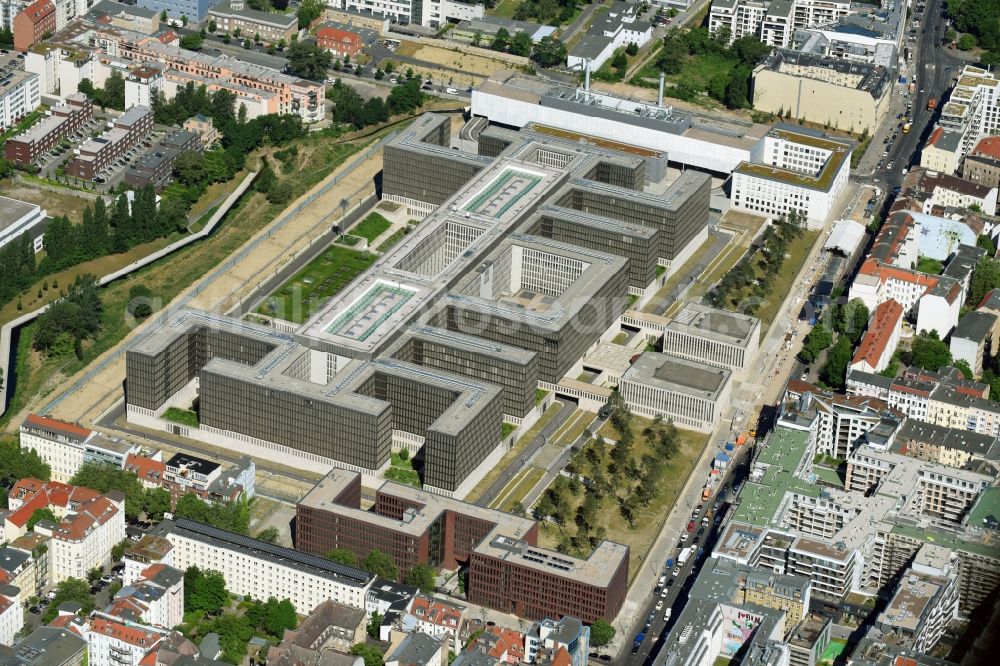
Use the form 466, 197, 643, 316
709, 0, 852, 47
19, 414, 138, 482
295, 470, 629, 623
149, 517, 376, 614
752, 50, 891, 134
5, 479, 126, 584
3, 91, 90, 165
333, 0, 483, 28
962, 136, 1000, 189
207, 0, 297, 44
849, 299, 903, 375
66, 104, 153, 180
316, 26, 363, 58
12, 0, 54, 53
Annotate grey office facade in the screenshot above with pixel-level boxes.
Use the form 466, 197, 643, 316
126, 112, 712, 498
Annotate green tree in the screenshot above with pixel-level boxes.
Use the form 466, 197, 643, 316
405, 564, 436, 593
255, 526, 280, 543
69, 461, 146, 519
910, 330, 953, 371
286, 39, 333, 81
510, 30, 533, 57
611, 51, 628, 71
625, 41, 639, 56
492, 27, 511, 52
41, 578, 95, 623
833, 298, 870, 345
180, 33, 204, 50
26, 507, 57, 531
819, 336, 853, 389
127, 284, 156, 320
724, 67, 749, 108
208, 19, 217, 32
211, 614, 253, 663
350, 643, 384, 666
326, 549, 359, 567
111, 539, 131, 562
184, 566, 229, 613
531, 36, 568, 67
296, 0, 323, 28
363, 550, 398, 580
958, 33, 978, 50
954, 358, 975, 379
367, 611, 383, 638
0, 440, 50, 487
798, 324, 833, 364
591, 619, 615, 647
260, 597, 297, 636
969, 257, 1000, 306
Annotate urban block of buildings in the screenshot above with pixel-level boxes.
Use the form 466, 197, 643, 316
708, 0, 853, 48
3, 92, 91, 166
207, 0, 297, 44
295, 469, 629, 623
566, 1, 652, 71
66, 104, 153, 181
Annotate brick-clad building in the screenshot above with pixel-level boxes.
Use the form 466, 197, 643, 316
13, 0, 55, 52
67, 105, 153, 181
316, 26, 363, 58
124, 129, 199, 188
4, 93, 92, 166
295, 470, 629, 623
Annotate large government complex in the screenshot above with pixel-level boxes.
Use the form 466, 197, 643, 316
125, 113, 720, 497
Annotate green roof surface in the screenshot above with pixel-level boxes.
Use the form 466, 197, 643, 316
812, 466, 842, 487
967, 487, 1000, 529
731, 426, 819, 527
891, 522, 1000, 560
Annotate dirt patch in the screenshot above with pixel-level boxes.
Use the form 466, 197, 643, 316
0, 184, 94, 219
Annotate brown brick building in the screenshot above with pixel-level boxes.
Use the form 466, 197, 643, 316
13, 0, 54, 52
4, 93, 92, 166
67, 105, 153, 181
295, 470, 629, 624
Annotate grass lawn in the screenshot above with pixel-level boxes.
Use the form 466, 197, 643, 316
539, 416, 709, 581
916, 256, 944, 275
257, 244, 376, 323
465, 402, 564, 503
1, 135, 370, 428
376, 227, 410, 252
385, 451, 420, 487
163, 407, 199, 428
753, 230, 820, 326
488, 0, 526, 18
491, 466, 545, 512
350, 212, 392, 242
612, 332, 628, 344
501, 422, 517, 439
819, 639, 848, 665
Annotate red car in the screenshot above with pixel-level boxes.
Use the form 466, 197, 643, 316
687, 520, 696, 532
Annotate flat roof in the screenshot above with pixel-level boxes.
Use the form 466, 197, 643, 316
622, 352, 731, 400
666, 302, 759, 348
152, 517, 375, 587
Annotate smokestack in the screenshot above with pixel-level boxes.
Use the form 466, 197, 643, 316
658, 72, 665, 108
585, 59, 591, 94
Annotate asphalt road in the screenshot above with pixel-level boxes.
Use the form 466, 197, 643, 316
627, 449, 752, 664
474, 397, 577, 507
877, 0, 960, 192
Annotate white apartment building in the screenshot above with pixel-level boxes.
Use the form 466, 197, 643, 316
926, 384, 1000, 437
709, 0, 851, 46
108, 564, 184, 630
932, 65, 1000, 165
5, 479, 126, 584
730, 128, 852, 229
0, 585, 23, 647
123, 534, 174, 587
125, 66, 163, 111
661, 303, 760, 376
153, 517, 375, 614
87, 616, 167, 666
619, 352, 732, 432
0, 71, 40, 133
334, 0, 481, 28
877, 545, 960, 653
20, 414, 138, 482
19, 414, 92, 482
781, 386, 892, 460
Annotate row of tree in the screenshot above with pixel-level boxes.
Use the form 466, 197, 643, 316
327, 77, 427, 131
707, 210, 805, 315
484, 29, 568, 68
78, 72, 126, 111
945, 0, 1000, 66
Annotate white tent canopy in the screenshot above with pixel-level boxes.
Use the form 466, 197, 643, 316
824, 219, 866, 256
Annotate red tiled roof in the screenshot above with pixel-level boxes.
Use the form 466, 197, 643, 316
125, 454, 165, 482
22, 414, 92, 441
317, 27, 362, 44
851, 299, 903, 369
928, 127, 943, 147
18, 0, 54, 24
410, 595, 462, 628
6, 480, 118, 541
971, 136, 1000, 160
90, 617, 163, 649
